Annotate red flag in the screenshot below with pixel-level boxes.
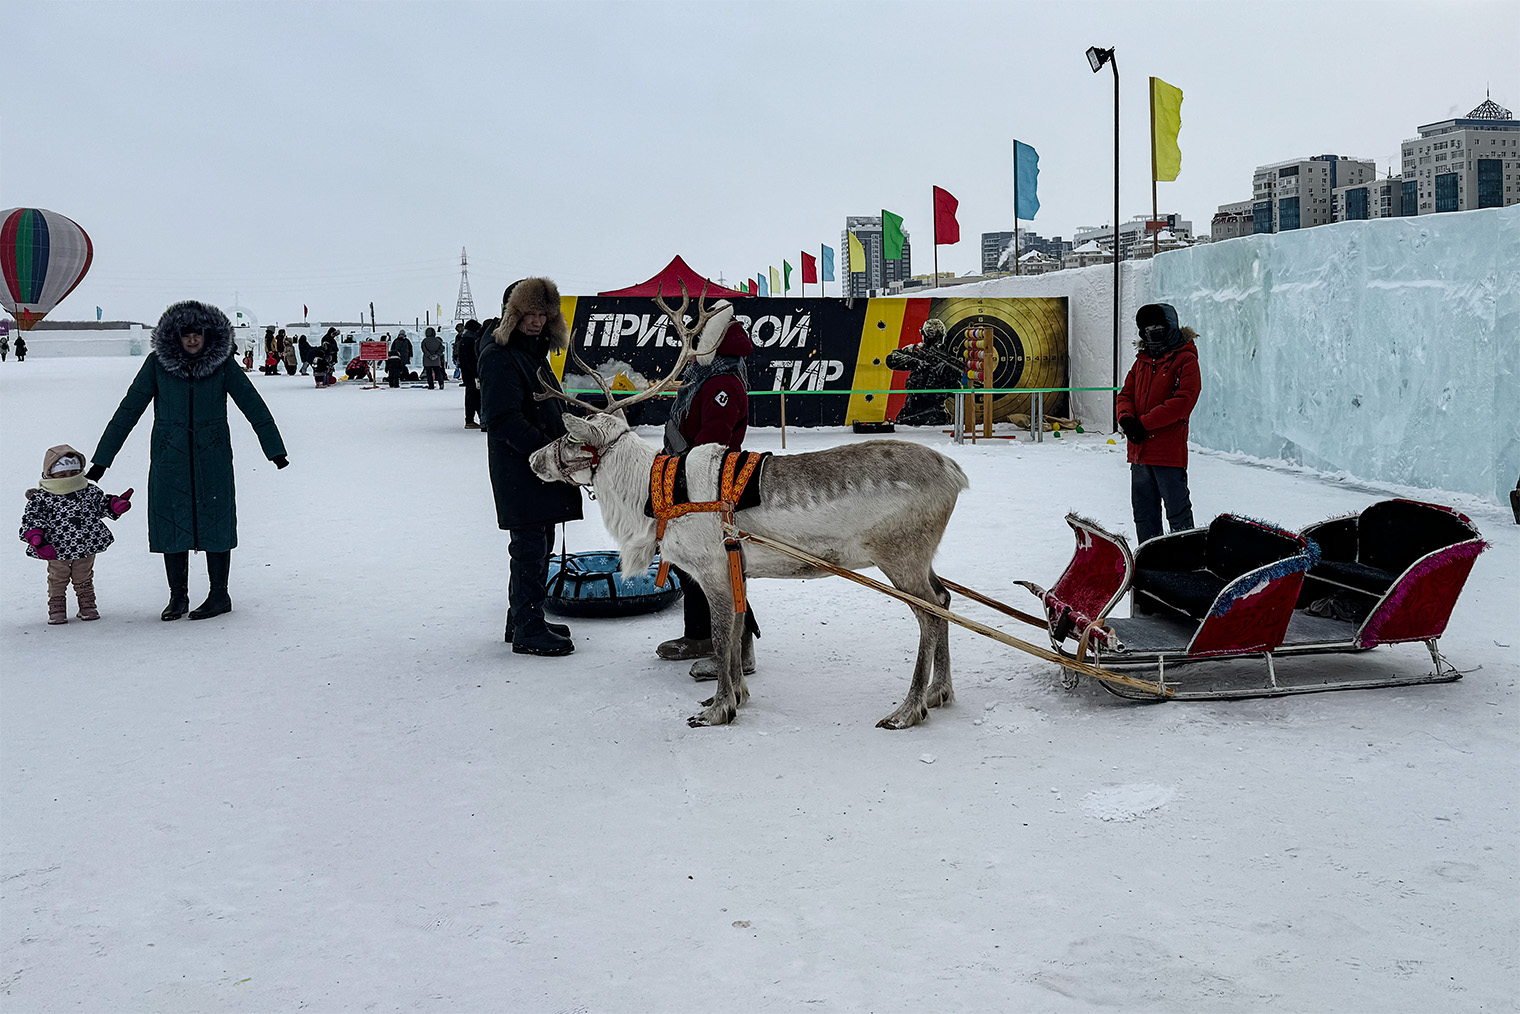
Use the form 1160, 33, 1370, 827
748, 279, 757, 295
303, 304, 309, 319
801, 251, 818, 284
933, 186, 960, 245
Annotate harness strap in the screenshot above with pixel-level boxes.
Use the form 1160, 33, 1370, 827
649, 451, 762, 611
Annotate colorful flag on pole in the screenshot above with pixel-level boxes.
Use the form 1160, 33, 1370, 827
821, 245, 835, 282
757, 273, 769, 297
882, 210, 905, 260
97, 306, 103, 320
932, 187, 960, 245
1014, 140, 1041, 220
769, 266, 781, 295
801, 251, 818, 284
303, 304, 308, 319
783, 260, 793, 293
847, 232, 866, 273
1150, 76, 1184, 182
748, 279, 757, 296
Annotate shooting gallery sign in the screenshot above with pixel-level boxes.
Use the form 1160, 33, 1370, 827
549, 295, 1069, 428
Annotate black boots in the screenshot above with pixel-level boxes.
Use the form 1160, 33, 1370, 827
188, 551, 232, 620
512, 627, 574, 656
161, 552, 190, 621
505, 610, 570, 641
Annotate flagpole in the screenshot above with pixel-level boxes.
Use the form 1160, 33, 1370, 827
933, 190, 940, 289
1150, 77, 1160, 259
1013, 142, 1021, 276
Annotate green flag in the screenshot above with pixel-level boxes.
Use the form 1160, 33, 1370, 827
783, 259, 792, 293
882, 209, 905, 260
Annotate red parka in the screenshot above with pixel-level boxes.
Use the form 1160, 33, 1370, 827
1116, 332, 1200, 468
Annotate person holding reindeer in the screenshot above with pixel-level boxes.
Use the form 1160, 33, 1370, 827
655, 304, 762, 681
478, 278, 584, 657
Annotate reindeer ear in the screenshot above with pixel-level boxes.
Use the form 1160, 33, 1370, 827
562, 414, 593, 442
694, 302, 735, 360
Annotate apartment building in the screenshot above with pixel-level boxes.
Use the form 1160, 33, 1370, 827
1251, 155, 1376, 233
1400, 96, 1519, 214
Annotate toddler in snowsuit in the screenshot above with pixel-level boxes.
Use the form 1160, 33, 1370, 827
19, 444, 133, 624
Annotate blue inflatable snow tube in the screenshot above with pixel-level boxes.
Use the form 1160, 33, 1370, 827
546, 551, 683, 618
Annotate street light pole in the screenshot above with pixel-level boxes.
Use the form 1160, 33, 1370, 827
1087, 45, 1120, 434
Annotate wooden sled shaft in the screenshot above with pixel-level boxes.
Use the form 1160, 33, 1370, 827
731, 528, 1171, 698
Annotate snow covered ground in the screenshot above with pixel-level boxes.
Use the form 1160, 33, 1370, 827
3, 357, 1516, 1012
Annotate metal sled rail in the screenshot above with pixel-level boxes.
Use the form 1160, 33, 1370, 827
729, 528, 1173, 698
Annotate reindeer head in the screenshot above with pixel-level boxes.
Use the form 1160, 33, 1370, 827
529, 412, 633, 487
530, 282, 733, 488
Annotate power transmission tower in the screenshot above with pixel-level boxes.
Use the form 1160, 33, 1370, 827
454, 247, 477, 321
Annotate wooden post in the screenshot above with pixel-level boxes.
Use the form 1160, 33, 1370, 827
780, 391, 787, 449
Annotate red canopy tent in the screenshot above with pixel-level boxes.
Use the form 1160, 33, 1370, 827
598, 256, 748, 298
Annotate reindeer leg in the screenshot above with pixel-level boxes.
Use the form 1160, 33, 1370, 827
689, 568, 741, 727
873, 560, 945, 729
924, 573, 954, 710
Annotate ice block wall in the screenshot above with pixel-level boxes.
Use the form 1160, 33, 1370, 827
1149, 205, 1519, 505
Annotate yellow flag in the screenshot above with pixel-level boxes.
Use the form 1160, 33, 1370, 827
1151, 76, 1183, 182
847, 231, 866, 273
769, 266, 781, 294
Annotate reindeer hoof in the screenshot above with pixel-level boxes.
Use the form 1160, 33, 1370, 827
926, 685, 955, 709
688, 701, 736, 728
875, 703, 929, 730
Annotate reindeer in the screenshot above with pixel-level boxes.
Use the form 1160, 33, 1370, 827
529, 288, 969, 729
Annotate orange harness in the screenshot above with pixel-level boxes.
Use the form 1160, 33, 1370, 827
649, 451, 765, 613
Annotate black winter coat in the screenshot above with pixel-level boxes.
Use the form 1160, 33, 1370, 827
479, 329, 583, 530
457, 327, 480, 378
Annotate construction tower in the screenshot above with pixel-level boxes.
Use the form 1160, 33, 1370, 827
454, 247, 477, 321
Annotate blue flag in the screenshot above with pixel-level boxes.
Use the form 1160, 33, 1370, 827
97, 306, 103, 320
757, 272, 769, 297
820, 245, 835, 282
1014, 140, 1040, 221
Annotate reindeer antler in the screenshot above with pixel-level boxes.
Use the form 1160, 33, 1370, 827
532, 327, 606, 414
533, 283, 731, 416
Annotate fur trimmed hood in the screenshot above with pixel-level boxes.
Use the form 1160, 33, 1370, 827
151, 300, 236, 378
494, 277, 569, 351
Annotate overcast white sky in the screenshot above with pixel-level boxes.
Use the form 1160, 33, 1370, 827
5, 0, 1516, 327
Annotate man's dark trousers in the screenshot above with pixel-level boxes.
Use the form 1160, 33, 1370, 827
1131, 464, 1195, 545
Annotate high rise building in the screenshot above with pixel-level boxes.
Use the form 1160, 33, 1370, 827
1250, 155, 1376, 233
1210, 200, 1255, 241
841, 216, 912, 297
1333, 177, 1406, 221
1400, 95, 1519, 215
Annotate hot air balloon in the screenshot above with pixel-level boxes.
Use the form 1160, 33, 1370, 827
1, 208, 94, 330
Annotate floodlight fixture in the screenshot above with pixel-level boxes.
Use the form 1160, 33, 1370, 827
1086, 46, 1113, 73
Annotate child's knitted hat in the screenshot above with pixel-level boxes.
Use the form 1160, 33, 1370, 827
43, 445, 85, 477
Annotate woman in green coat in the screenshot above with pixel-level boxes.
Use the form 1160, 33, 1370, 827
89, 300, 288, 621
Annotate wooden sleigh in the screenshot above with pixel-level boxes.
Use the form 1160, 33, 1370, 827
1013, 500, 1488, 700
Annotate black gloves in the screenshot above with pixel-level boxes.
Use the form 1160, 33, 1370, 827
86, 463, 107, 481
1119, 416, 1147, 442
272, 455, 289, 470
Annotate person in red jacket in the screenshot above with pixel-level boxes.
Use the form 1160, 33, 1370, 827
656, 309, 760, 680
1117, 302, 1201, 544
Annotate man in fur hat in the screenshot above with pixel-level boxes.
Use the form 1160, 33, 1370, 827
478, 278, 584, 656
656, 309, 761, 680
1117, 302, 1201, 544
